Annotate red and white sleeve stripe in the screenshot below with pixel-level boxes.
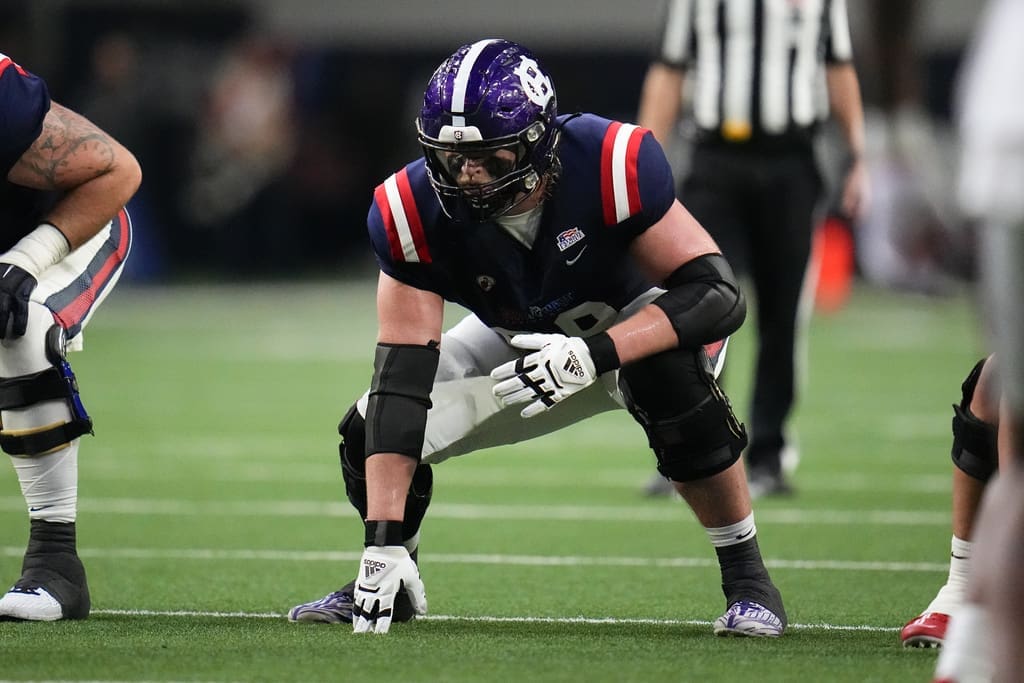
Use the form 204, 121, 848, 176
0, 54, 29, 77
600, 121, 647, 226
373, 167, 430, 263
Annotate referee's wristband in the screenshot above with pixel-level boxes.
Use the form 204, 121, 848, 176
0, 223, 71, 277
583, 332, 620, 375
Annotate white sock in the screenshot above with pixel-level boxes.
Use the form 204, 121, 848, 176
705, 513, 757, 548
934, 602, 993, 683
9, 442, 79, 523
926, 536, 971, 615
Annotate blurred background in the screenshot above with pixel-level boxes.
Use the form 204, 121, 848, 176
0, 0, 985, 292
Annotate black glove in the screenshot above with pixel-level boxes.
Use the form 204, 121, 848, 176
0, 264, 38, 339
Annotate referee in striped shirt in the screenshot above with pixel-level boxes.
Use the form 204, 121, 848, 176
638, 0, 867, 497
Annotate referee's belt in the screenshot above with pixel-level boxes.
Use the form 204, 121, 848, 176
691, 126, 815, 154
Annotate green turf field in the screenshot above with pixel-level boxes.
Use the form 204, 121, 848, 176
0, 279, 984, 682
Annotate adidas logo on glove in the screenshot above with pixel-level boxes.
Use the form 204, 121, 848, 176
363, 559, 387, 578
562, 350, 586, 379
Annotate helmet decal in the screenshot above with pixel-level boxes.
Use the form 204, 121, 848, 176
513, 56, 553, 108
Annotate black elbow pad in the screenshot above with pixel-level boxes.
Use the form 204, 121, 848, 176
651, 253, 746, 349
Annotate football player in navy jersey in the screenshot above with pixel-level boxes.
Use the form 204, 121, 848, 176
0, 53, 140, 621
289, 39, 786, 636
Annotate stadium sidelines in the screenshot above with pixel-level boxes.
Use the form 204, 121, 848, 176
89, 608, 899, 632
0, 545, 947, 573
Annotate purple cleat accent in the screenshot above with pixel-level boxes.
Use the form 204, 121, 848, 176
288, 584, 354, 624
288, 579, 417, 625
713, 600, 785, 637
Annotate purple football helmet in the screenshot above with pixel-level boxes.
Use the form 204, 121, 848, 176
417, 39, 560, 221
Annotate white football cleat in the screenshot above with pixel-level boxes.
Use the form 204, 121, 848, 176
0, 584, 63, 621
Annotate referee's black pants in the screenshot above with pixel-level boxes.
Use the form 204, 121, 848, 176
680, 142, 823, 475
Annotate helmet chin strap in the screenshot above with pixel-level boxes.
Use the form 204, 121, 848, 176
504, 177, 548, 216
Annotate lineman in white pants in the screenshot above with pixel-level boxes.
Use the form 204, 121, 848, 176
0, 52, 140, 621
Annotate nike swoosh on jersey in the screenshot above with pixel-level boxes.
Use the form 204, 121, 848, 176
565, 245, 588, 265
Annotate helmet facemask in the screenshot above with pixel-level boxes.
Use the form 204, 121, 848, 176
418, 121, 552, 221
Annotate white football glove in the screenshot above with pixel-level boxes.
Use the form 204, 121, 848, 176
352, 545, 427, 634
490, 333, 598, 418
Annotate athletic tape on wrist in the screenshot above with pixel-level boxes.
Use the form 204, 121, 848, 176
1, 223, 71, 277
364, 520, 405, 547
583, 332, 620, 374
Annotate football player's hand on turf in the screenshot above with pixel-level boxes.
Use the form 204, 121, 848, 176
491, 333, 598, 418
352, 545, 427, 634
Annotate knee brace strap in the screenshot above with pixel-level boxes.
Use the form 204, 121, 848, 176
0, 368, 69, 409
0, 368, 93, 455
0, 419, 89, 456
951, 405, 998, 481
950, 357, 998, 482
638, 384, 748, 482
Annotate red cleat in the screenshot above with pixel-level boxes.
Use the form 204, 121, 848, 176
901, 612, 950, 648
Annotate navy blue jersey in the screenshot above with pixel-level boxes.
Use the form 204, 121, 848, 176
0, 53, 56, 250
367, 114, 676, 337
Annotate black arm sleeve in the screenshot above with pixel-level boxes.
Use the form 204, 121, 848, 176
364, 342, 440, 460
650, 253, 746, 349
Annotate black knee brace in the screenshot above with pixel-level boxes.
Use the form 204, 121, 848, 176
620, 349, 747, 482
950, 357, 998, 482
338, 403, 433, 539
0, 326, 93, 456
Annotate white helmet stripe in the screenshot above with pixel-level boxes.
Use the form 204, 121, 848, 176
450, 38, 501, 127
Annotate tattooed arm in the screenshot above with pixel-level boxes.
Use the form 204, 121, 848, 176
6, 102, 141, 249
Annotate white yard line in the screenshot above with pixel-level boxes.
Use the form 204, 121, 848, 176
61, 465, 955, 493
0, 545, 947, 572
0, 496, 950, 525
90, 608, 899, 632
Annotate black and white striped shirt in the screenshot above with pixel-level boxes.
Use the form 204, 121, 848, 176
654, 0, 854, 144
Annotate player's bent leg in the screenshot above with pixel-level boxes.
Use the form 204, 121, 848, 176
620, 349, 785, 637
0, 310, 93, 621
338, 403, 433, 552
902, 356, 999, 648
294, 316, 620, 626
